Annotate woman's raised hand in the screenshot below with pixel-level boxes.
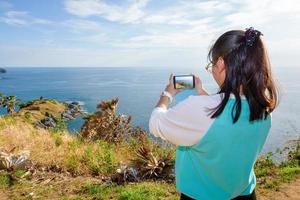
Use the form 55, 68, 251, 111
194, 75, 209, 96
164, 73, 182, 97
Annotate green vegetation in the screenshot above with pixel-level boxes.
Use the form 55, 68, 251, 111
255, 143, 300, 190
80, 182, 178, 200
0, 173, 12, 188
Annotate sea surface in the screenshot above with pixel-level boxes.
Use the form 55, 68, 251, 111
0, 67, 299, 155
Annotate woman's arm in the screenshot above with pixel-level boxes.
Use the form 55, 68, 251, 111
155, 95, 171, 110
149, 95, 215, 146
149, 74, 212, 146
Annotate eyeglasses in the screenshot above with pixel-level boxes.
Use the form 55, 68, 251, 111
205, 62, 214, 73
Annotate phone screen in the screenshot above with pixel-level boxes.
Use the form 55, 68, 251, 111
173, 75, 195, 89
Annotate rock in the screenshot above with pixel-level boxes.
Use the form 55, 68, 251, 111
35, 114, 58, 129
41, 117, 57, 127
111, 164, 139, 184
61, 101, 85, 121
71, 101, 79, 105
61, 112, 75, 120
0, 149, 30, 171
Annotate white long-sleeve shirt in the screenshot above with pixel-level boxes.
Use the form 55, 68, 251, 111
149, 94, 224, 146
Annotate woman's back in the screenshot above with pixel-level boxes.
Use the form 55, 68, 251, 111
175, 94, 271, 199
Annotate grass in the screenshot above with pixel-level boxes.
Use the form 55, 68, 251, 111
80, 182, 178, 200
81, 141, 117, 175
0, 115, 16, 129
0, 174, 12, 188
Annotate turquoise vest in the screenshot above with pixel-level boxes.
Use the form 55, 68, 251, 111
174, 90, 271, 199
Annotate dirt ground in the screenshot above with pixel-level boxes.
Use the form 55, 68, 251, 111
0, 192, 8, 200
257, 178, 300, 200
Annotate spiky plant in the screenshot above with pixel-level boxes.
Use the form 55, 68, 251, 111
132, 142, 174, 180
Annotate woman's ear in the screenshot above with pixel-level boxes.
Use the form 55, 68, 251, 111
218, 57, 226, 72
214, 57, 226, 86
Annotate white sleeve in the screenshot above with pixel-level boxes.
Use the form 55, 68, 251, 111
149, 95, 219, 146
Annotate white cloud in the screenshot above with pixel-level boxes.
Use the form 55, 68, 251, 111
1, 0, 300, 68
64, 0, 230, 26
0, 10, 52, 26
114, 30, 212, 49
6, 10, 28, 18
224, 0, 300, 27
50, 0, 299, 68
64, 0, 149, 23
62, 0, 226, 48
142, 1, 232, 26
62, 19, 102, 31
0, 11, 28, 26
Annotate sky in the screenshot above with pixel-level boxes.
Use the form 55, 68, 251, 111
0, 0, 299, 68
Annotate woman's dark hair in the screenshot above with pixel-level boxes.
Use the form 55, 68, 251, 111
208, 28, 279, 123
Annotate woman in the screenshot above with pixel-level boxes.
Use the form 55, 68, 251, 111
149, 27, 278, 200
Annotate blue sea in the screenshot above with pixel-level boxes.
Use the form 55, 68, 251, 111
0, 67, 299, 155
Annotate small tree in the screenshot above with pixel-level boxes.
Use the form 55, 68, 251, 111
0, 93, 21, 114
6, 96, 17, 114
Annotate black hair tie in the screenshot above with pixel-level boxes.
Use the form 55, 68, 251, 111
245, 27, 263, 46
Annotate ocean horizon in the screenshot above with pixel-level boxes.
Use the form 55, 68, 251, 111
0, 66, 299, 156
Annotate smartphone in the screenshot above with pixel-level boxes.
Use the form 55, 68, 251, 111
173, 75, 195, 89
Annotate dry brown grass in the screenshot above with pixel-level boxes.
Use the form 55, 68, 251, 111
0, 116, 112, 175
0, 116, 70, 166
